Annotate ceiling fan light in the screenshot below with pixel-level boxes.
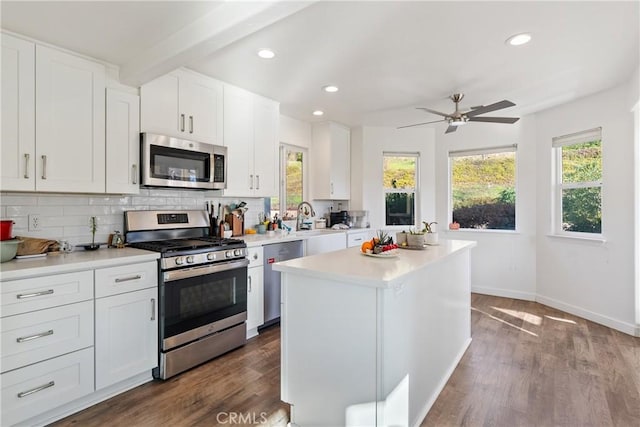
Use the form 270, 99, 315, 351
449, 117, 468, 126
506, 33, 532, 46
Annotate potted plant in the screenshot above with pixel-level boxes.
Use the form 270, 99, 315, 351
85, 216, 100, 250
406, 227, 425, 247
423, 221, 439, 245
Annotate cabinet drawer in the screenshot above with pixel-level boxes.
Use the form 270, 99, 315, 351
347, 232, 371, 248
1, 271, 93, 318
95, 261, 157, 298
1, 347, 94, 427
247, 246, 264, 267
1, 300, 93, 373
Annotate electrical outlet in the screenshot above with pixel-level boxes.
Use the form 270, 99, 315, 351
29, 214, 41, 231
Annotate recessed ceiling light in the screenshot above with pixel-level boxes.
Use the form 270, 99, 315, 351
312, 110, 324, 116
257, 49, 275, 59
506, 33, 532, 46
322, 85, 339, 93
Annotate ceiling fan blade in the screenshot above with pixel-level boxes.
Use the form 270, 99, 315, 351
445, 125, 458, 134
397, 119, 446, 129
416, 107, 450, 117
468, 116, 520, 124
465, 100, 516, 117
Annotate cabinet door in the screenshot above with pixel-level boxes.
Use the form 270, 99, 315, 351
223, 85, 254, 197
329, 124, 350, 199
305, 233, 347, 256
1, 34, 35, 191
253, 96, 279, 197
179, 72, 222, 145
247, 267, 264, 335
35, 45, 105, 193
140, 72, 180, 137
106, 89, 140, 194
95, 287, 158, 390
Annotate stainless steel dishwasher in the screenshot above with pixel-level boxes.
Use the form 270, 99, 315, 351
261, 240, 304, 328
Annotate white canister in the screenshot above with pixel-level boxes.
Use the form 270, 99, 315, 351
314, 218, 326, 229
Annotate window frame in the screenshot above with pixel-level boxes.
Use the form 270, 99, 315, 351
552, 127, 603, 239
382, 151, 420, 228
448, 144, 518, 232
271, 143, 307, 221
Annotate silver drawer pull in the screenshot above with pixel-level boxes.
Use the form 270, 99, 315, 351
41, 155, 47, 180
17, 381, 55, 398
17, 329, 54, 343
115, 275, 142, 283
151, 298, 156, 321
24, 153, 30, 179
16, 289, 54, 299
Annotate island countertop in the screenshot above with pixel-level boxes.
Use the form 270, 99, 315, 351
273, 239, 476, 288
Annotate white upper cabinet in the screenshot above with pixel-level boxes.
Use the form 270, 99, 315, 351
106, 89, 140, 194
223, 84, 279, 198
311, 122, 351, 200
1, 33, 35, 191
1, 38, 107, 193
35, 45, 106, 193
140, 69, 223, 145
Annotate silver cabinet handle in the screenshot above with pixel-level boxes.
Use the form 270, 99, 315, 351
17, 381, 55, 398
248, 275, 252, 292
151, 298, 156, 321
353, 237, 363, 242
24, 153, 30, 179
330, 182, 334, 194
256, 175, 260, 190
115, 275, 142, 283
180, 114, 185, 132
41, 155, 47, 180
17, 289, 54, 299
132, 164, 137, 185
189, 116, 193, 134
17, 329, 54, 343
249, 174, 253, 190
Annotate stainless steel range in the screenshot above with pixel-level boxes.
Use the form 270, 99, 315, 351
124, 210, 248, 380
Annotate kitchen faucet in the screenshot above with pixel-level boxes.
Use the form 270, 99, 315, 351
296, 201, 315, 231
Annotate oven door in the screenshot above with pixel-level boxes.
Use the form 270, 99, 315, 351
141, 133, 227, 190
160, 259, 248, 351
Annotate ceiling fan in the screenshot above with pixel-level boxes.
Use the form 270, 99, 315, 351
398, 93, 520, 134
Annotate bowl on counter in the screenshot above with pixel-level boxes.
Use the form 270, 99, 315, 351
0, 238, 22, 262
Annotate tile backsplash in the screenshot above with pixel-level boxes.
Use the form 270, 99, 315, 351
0, 190, 266, 246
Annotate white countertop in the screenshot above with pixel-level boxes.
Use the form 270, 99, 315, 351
242, 228, 354, 247
273, 239, 477, 288
0, 248, 160, 281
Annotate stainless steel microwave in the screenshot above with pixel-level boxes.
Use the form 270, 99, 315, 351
141, 133, 227, 190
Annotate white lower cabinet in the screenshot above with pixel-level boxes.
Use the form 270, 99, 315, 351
347, 230, 375, 248
1, 347, 94, 427
246, 246, 264, 339
95, 287, 158, 389
305, 233, 347, 256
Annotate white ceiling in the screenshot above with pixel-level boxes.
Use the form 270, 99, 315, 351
2, 1, 638, 129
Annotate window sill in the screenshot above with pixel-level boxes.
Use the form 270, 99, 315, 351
546, 233, 606, 243
442, 229, 521, 235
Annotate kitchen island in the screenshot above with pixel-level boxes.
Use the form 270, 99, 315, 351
273, 239, 476, 427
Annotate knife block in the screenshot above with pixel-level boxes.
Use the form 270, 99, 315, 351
225, 213, 244, 237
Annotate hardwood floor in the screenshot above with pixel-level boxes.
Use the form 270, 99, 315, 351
52, 294, 640, 427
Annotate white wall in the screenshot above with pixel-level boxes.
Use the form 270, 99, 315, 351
351, 126, 436, 230
535, 81, 637, 334
279, 114, 311, 148
434, 118, 538, 300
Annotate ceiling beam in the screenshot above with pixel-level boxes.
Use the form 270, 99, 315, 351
119, 0, 316, 86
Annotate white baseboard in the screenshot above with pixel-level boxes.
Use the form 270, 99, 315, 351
535, 294, 640, 337
471, 286, 536, 301
412, 337, 472, 427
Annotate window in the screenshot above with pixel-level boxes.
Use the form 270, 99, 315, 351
449, 145, 517, 230
383, 153, 418, 226
552, 127, 602, 235
271, 144, 305, 220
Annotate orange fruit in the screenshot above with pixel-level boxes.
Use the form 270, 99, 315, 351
361, 241, 373, 252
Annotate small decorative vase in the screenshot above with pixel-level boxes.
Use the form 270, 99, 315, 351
425, 232, 439, 245
396, 232, 407, 246
406, 233, 425, 247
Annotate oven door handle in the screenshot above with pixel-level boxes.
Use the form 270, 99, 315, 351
163, 259, 249, 282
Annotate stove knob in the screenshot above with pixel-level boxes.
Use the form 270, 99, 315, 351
234, 249, 242, 256
186, 256, 195, 264
225, 250, 233, 258
175, 257, 184, 266
207, 253, 215, 261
